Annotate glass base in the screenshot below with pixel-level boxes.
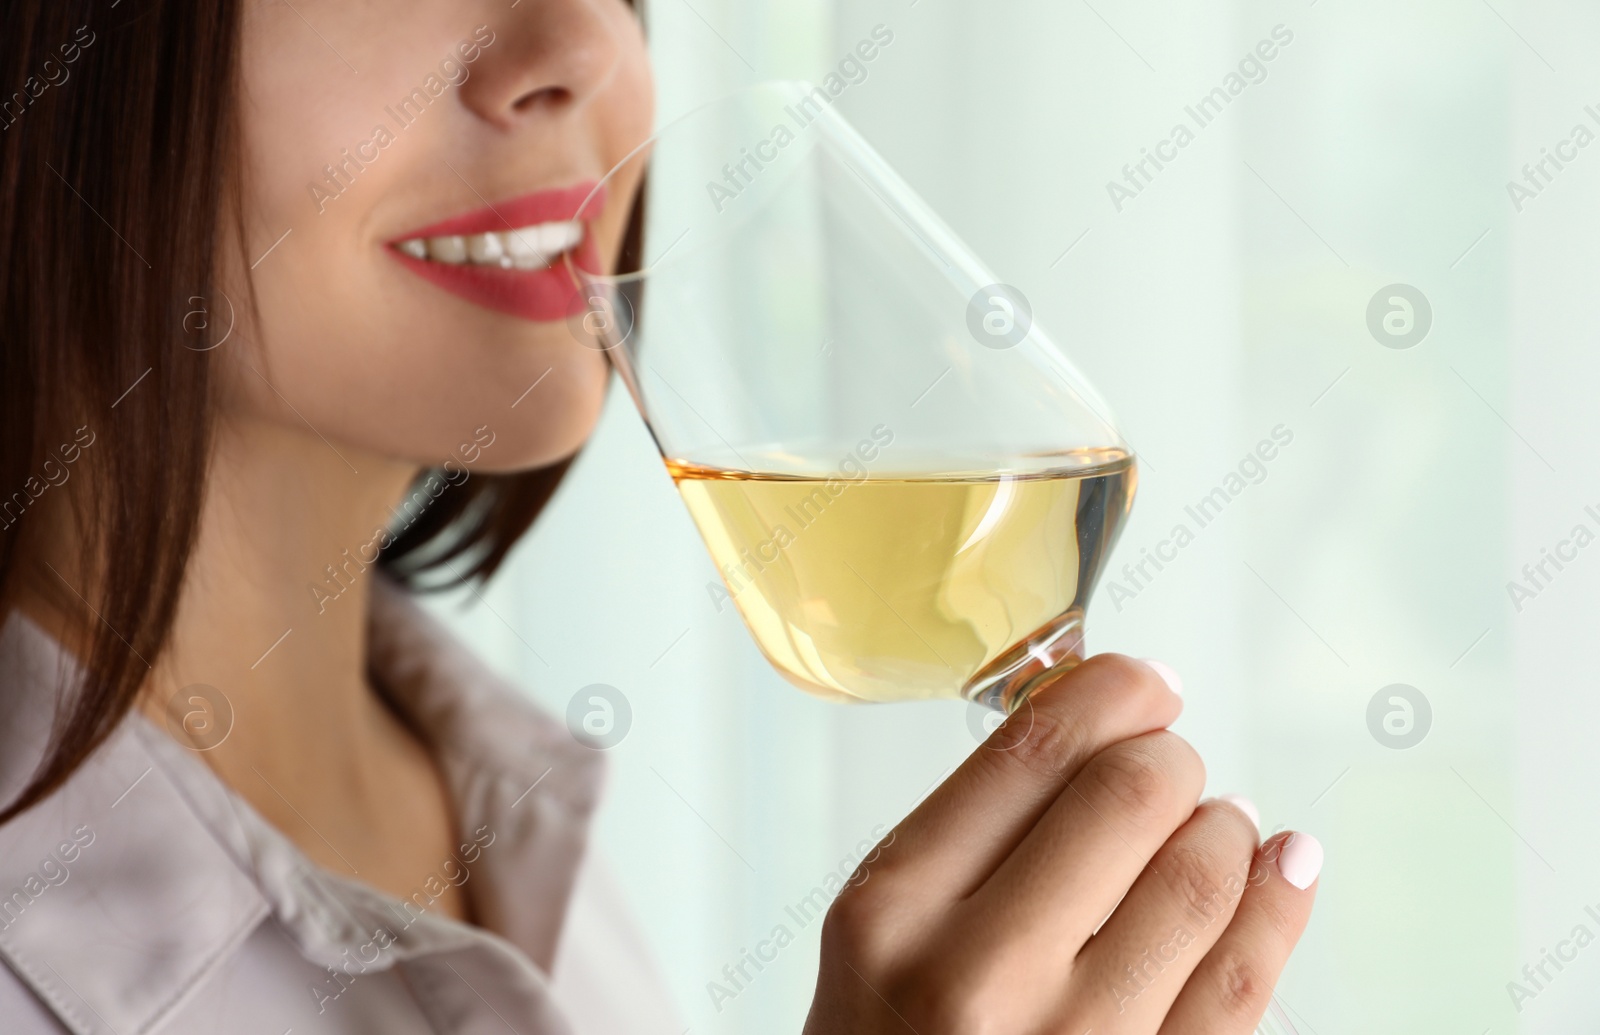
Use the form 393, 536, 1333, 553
964, 610, 1087, 714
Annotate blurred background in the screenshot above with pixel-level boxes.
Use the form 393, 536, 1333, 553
428, 0, 1600, 1030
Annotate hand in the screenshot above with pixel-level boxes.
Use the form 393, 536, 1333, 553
804, 654, 1321, 1034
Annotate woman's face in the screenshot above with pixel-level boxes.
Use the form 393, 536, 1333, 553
224, 0, 651, 472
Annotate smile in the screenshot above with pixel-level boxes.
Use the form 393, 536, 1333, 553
394, 222, 584, 270
388, 181, 606, 322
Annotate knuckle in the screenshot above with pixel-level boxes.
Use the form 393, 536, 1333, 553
1081, 739, 1173, 818
858, 837, 910, 889
998, 705, 1084, 783
1164, 842, 1234, 928
1210, 948, 1273, 1021
1082, 730, 1202, 819
819, 884, 895, 966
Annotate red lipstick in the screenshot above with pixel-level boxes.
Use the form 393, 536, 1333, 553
388, 182, 607, 323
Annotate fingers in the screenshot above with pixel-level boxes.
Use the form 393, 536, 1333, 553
1064, 797, 1261, 1027
948, 727, 1207, 979
874, 654, 1182, 906
1157, 830, 1322, 1035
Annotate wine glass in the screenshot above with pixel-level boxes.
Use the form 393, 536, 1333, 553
568, 81, 1134, 715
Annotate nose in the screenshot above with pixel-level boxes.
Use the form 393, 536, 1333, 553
458, 0, 625, 129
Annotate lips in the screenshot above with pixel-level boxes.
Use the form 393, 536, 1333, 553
388, 182, 607, 323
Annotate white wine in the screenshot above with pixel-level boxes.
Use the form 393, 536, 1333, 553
670, 449, 1135, 705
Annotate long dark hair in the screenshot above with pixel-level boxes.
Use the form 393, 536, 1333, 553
0, 0, 641, 823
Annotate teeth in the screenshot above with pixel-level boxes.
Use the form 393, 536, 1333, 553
428, 235, 467, 263
399, 221, 582, 269
540, 222, 582, 253
466, 232, 503, 264
504, 230, 550, 270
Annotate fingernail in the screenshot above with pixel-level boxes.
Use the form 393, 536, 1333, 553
1217, 793, 1260, 834
1277, 833, 1324, 890
1140, 658, 1183, 695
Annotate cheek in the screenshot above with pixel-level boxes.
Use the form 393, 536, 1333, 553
613, 18, 656, 150
224, 292, 611, 471
219, 2, 639, 470
475, 355, 612, 471
588, 20, 655, 267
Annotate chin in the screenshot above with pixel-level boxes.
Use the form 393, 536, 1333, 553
454, 359, 611, 474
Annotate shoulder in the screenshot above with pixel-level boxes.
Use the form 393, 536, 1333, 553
0, 611, 270, 1035
0, 713, 270, 1035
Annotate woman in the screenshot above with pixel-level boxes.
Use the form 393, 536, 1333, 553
0, 1, 1322, 1032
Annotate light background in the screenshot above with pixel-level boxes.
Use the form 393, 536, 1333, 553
427, 0, 1600, 1031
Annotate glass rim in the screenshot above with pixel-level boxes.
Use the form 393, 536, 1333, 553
566, 79, 1130, 452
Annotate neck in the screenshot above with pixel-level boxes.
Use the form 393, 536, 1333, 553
15, 416, 477, 905
156, 416, 420, 784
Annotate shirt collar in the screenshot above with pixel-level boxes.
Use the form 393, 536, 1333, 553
0, 577, 605, 1035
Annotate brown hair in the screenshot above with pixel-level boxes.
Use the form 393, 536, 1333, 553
0, 0, 643, 823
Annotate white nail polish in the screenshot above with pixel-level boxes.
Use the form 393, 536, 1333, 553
1218, 793, 1260, 835
1140, 658, 1183, 695
1278, 833, 1324, 890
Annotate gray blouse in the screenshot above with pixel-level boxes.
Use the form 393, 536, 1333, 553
0, 579, 682, 1033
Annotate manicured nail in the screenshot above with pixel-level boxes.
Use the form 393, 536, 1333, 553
1277, 833, 1324, 890
1140, 659, 1183, 695
1217, 794, 1260, 835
